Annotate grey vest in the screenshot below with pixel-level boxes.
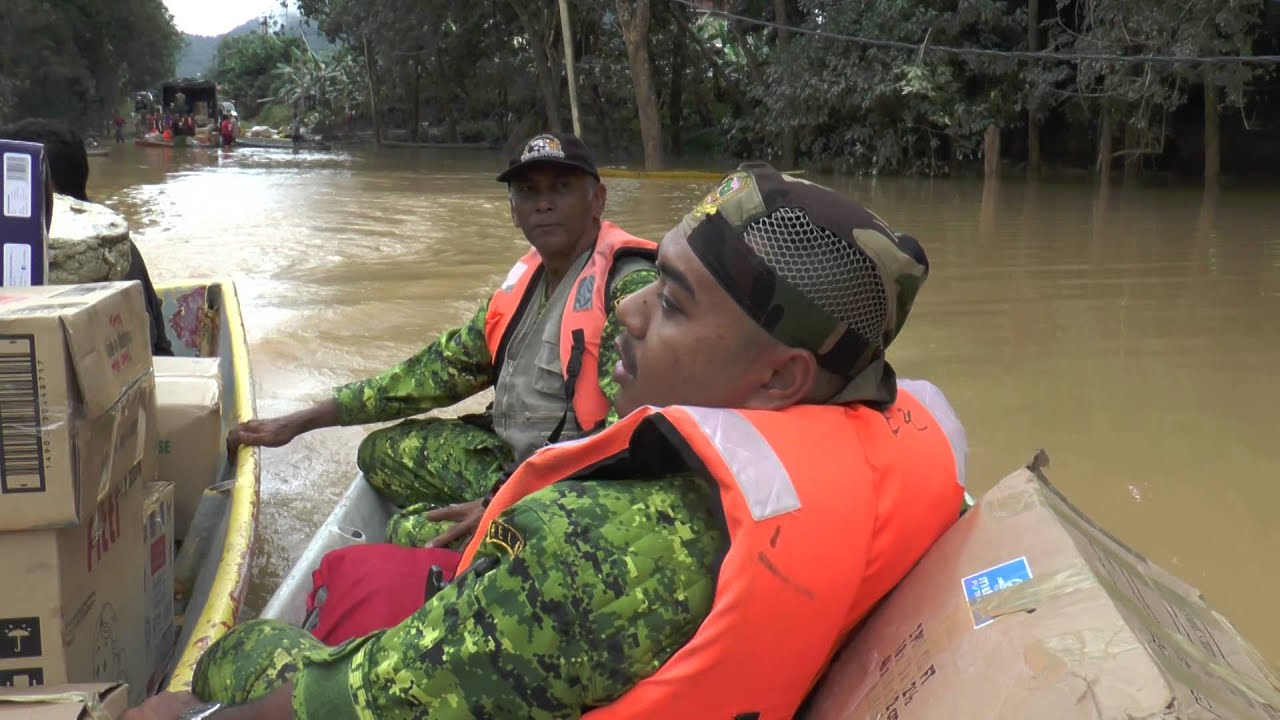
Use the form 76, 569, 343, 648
491, 252, 652, 464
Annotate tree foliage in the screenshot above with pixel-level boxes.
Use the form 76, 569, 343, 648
299, 0, 1269, 175
0, 0, 181, 130
4, 0, 1270, 175
1047, 0, 1263, 169
211, 33, 303, 118
272, 45, 367, 130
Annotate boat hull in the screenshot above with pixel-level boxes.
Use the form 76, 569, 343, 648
152, 280, 261, 692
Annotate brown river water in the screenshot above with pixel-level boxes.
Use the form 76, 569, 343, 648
88, 142, 1280, 662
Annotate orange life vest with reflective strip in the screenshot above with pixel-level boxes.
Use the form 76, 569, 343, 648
483, 221, 656, 437
458, 386, 965, 719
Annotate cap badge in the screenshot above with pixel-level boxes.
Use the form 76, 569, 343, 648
521, 134, 565, 162
693, 171, 751, 219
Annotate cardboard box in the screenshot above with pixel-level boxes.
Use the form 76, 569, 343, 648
143, 482, 175, 695
807, 461, 1280, 719
0, 481, 148, 705
153, 356, 222, 537
0, 139, 50, 287
0, 682, 128, 719
0, 281, 154, 530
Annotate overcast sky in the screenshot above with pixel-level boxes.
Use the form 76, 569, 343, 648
163, 0, 286, 36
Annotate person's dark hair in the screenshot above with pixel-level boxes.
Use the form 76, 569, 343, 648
0, 118, 90, 201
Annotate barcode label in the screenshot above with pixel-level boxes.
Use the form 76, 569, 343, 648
2, 153, 32, 219
3, 244, 32, 287
0, 335, 44, 493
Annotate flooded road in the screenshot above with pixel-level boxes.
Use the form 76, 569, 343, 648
89, 143, 1280, 661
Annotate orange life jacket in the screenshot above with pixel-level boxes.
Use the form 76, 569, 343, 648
458, 386, 966, 719
483, 221, 656, 438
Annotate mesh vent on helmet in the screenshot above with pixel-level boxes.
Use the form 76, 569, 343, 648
742, 207, 888, 349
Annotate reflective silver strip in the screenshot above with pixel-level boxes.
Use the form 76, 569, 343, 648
499, 259, 529, 292
680, 406, 801, 521
898, 378, 968, 490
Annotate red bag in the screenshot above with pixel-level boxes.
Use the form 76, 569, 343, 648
305, 544, 461, 645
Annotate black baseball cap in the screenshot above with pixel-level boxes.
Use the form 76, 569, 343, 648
496, 132, 599, 183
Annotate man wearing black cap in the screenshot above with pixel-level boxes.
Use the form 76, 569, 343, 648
137, 163, 967, 720
227, 132, 657, 546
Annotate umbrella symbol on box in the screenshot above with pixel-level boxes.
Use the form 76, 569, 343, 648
0, 618, 41, 659
6, 628, 28, 652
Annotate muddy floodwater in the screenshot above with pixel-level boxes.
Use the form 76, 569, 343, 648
89, 143, 1280, 662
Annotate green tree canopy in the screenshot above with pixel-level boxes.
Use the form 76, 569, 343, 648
211, 33, 304, 118
0, 0, 181, 130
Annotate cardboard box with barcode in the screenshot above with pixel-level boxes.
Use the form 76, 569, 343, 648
0, 479, 148, 704
142, 482, 175, 695
808, 461, 1280, 720
0, 281, 156, 531
0, 682, 128, 719
0, 139, 50, 287
153, 355, 223, 537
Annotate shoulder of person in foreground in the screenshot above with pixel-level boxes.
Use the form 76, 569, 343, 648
290, 476, 721, 719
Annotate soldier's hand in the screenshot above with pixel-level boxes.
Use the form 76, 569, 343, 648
424, 500, 486, 548
226, 416, 301, 455
121, 691, 203, 720
226, 400, 340, 457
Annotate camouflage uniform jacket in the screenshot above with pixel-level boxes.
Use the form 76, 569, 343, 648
334, 262, 654, 429
289, 475, 723, 719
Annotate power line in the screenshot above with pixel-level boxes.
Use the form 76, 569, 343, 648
669, 0, 1280, 66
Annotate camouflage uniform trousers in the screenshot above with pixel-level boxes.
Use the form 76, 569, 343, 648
356, 415, 513, 547
192, 619, 320, 706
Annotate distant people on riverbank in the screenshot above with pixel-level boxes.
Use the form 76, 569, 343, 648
112, 113, 125, 143
219, 114, 235, 146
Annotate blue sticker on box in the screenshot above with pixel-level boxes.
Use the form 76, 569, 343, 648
962, 556, 1032, 628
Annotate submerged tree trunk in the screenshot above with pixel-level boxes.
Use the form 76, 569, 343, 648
410, 60, 421, 142
512, 2, 562, 133
978, 173, 1000, 245
616, 0, 664, 170
362, 34, 382, 147
668, 20, 684, 156
773, 0, 797, 168
1204, 74, 1220, 185
1026, 0, 1041, 175
983, 124, 1000, 179
1096, 103, 1113, 185
447, 111, 459, 143
529, 30, 563, 133
1123, 121, 1140, 182
590, 82, 615, 158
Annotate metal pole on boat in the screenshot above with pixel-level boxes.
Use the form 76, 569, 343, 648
558, 0, 583, 138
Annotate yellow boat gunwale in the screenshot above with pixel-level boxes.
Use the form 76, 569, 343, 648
154, 279, 261, 691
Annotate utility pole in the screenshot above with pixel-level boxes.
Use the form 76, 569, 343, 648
558, 0, 583, 137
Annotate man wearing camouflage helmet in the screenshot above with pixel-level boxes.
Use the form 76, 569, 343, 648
225, 133, 657, 546
127, 163, 967, 720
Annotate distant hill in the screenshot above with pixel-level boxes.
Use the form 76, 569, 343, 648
176, 14, 337, 79
177, 32, 224, 78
